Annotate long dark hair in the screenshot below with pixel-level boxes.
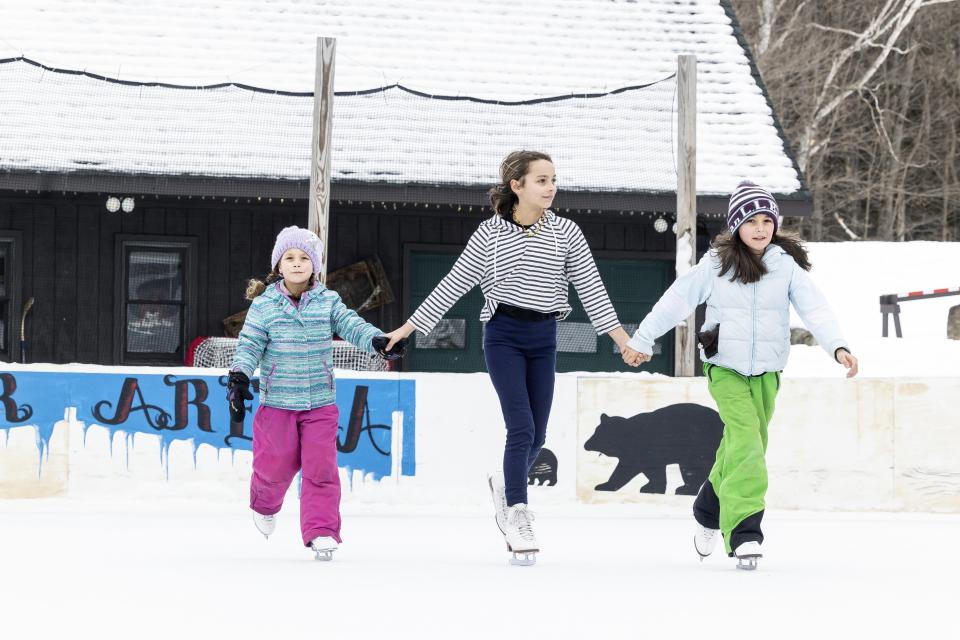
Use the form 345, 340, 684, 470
712, 228, 812, 284
488, 150, 553, 217
245, 267, 316, 300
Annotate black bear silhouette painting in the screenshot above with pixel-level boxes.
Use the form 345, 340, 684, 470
528, 448, 558, 486
583, 403, 723, 495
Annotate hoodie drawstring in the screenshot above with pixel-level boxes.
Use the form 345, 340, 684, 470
547, 213, 559, 258
493, 226, 501, 286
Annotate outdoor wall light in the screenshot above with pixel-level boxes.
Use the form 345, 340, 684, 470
106, 196, 121, 213
653, 217, 668, 233
121, 197, 135, 213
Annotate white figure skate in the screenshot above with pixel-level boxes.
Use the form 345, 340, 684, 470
309, 536, 339, 561
733, 541, 762, 570
487, 472, 510, 537
693, 524, 720, 561
503, 503, 539, 566
252, 510, 276, 539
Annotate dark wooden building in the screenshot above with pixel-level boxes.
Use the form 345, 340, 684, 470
0, 185, 758, 375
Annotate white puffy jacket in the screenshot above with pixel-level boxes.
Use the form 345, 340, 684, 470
627, 245, 848, 376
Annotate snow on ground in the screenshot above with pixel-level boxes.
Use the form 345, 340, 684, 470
1, 497, 955, 639
783, 241, 960, 377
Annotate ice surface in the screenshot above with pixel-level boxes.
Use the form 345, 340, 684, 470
0, 497, 955, 638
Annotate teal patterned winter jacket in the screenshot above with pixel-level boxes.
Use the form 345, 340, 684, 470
231, 282, 384, 410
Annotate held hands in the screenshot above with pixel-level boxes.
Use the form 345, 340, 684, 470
226, 371, 253, 422
609, 326, 651, 367
836, 348, 859, 378
372, 335, 408, 361
383, 322, 416, 352
621, 346, 652, 367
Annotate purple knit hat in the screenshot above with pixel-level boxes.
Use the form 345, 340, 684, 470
271, 226, 324, 275
727, 180, 781, 234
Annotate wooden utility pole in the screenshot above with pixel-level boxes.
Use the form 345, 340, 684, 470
309, 37, 336, 283
674, 54, 697, 377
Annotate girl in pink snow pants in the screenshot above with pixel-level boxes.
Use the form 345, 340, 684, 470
250, 404, 342, 546
228, 226, 396, 559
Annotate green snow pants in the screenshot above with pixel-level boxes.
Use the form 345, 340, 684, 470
700, 363, 779, 554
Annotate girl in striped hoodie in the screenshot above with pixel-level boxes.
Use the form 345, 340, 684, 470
383, 150, 633, 564
228, 226, 392, 561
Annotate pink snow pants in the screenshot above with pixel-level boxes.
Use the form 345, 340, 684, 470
250, 404, 342, 546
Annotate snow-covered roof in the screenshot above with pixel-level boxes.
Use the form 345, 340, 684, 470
0, 0, 804, 198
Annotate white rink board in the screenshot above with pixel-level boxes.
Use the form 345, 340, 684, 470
1, 365, 959, 513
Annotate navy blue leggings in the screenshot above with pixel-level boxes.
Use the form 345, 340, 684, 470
483, 312, 557, 506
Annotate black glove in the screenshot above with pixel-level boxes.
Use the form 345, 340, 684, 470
227, 371, 254, 422
697, 326, 719, 359
372, 336, 408, 361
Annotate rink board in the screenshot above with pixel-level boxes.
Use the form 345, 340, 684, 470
1, 364, 959, 512
576, 377, 960, 512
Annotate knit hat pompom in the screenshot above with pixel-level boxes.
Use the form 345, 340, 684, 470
271, 226, 323, 275
727, 180, 781, 235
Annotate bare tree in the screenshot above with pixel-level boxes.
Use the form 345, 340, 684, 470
731, 0, 960, 241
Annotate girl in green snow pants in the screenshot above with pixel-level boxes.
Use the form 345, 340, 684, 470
699, 363, 779, 554
620, 181, 858, 560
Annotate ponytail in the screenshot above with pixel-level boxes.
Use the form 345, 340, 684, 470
245, 268, 282, 300
245, 268, 318, 300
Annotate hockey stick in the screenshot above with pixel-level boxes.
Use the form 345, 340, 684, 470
19, 297, 34, 364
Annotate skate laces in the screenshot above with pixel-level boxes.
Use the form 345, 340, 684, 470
508, 504, 536, 541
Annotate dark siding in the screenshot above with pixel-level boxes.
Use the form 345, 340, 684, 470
0, 193, 307, 364
228, 209, 252, 325
377, 213, 401, 330
9, 202, 35, 353
625, 221, 645, 252
206, 208, 231, 341
143, 205, 165, 234
98, 203, 122, 363
76, 204, 100, 363
605, 222, 626, 251
53, 202, 78, 362
419, 216, 442, 244
31, 204, 56, 362
187, 210, 210, 341
0, 191, 694, 366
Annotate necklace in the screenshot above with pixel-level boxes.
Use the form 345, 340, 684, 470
512, 206, 546, 237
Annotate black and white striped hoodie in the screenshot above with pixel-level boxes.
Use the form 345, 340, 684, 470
408, 210, 621, 335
